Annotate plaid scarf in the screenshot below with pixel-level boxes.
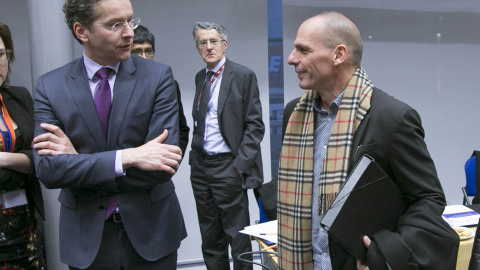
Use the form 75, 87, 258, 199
277, 68, 373, 269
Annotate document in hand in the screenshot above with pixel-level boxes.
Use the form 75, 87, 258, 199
320, 155, 408, 262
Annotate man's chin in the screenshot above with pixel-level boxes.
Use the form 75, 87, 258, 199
299, 82, 310, 90
204, 59, 219, 68
119, 53, 131, 62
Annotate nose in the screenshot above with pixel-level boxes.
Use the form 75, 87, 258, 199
287, 49, 297, 66
140, 51, 148, 58
122, 23, 134, 38
206, 40, 214, 49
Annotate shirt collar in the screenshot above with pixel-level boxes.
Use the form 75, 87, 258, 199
83, 52, 120, 80
314, 90, 345, 114
205, 56, 226, 74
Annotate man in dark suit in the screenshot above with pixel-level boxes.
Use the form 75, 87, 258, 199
277, 12, 459, 269
190, 21, 264, 270
31, 0, 186, 269
132, 25, 190, 157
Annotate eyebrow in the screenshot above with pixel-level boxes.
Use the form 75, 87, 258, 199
102, 15, 133, 25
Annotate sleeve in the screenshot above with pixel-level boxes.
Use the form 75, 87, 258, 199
469, 219, 480, 269
232, 71, 265, 174
116, 65, 180, 191
367, 106, 460, 269
33, 76, 117, 190
175, 81, 190, 158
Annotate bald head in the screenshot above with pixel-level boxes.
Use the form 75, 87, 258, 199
304, 12, 363, 68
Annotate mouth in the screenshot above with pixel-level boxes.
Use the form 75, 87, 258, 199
121, 43, 132, 50
296, 70, 306, 79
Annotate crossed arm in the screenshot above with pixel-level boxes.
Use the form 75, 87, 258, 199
0, 152, 32, 174
33, 123, 182, 175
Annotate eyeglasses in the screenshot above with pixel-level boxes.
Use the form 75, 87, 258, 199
131, 48, 155, 59
0, 50, 11, 63
197, 38, 226, 48
95, 18, 141, 32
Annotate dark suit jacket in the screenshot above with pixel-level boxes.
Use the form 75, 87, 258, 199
175, 80, 190, 158
469, 216, 480, 269
284, 88, 459, 269
190, 58, 264, 189
33, 55, 186, 269
1, 86, 44, 218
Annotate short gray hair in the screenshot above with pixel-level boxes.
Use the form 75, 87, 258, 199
192, 22, 228, 43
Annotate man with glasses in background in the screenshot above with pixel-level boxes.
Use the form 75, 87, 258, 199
131, 25, 156, 60
190, 21, 265, 270
132, 25, 190, 158
32, 0, 186, 269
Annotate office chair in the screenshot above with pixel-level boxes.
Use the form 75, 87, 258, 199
257, 197, 270, 223
253, 179, 277, 223
463, 151, 480, 205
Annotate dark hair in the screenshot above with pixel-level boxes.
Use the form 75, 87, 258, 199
0, 22, 15, 88
133, 25, 155, 51
63, 0, 100, 44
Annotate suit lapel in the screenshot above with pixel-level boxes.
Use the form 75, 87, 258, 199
68, 58, 106, 150
350, 114, 370, 170
192, 72, 206, 120
217, 59, 233, 117
107, 57, 136, 149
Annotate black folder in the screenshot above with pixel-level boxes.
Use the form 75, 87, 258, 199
320, 155, 408, 262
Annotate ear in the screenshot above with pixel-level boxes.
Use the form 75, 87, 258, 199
223, 40, 228, 52
333, 44, 347, 65
73, 22, 89, 43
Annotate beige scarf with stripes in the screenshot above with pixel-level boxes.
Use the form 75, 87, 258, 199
277, 68, 373, 269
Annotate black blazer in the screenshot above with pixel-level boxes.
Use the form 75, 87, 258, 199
284, 88, 459, 269
1, 86, 44, 219
469, 217, 480, 269
191, 59, 265, 189
175, 80, 190, 157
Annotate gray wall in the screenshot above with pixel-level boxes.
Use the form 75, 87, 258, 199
1, 0, 479, 269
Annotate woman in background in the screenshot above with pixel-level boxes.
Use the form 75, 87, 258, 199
0, 22, 46, 269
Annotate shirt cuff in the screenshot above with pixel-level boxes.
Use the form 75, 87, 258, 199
115, 150, 126, 177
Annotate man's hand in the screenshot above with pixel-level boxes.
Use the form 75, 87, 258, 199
33, 123, 78, 155
236, 168, 244, 178
356, 236, 371, 270
122, 129, 182, 175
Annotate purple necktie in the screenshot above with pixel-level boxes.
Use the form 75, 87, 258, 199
105, 195, 117, 220
94, 68, 117, 219
94, 67, 113, 141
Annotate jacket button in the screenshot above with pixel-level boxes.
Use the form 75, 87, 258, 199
99, 206, 105, 211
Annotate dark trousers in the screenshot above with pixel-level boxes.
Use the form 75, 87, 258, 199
69, 222, 177, 270
190, 152, 253, 270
